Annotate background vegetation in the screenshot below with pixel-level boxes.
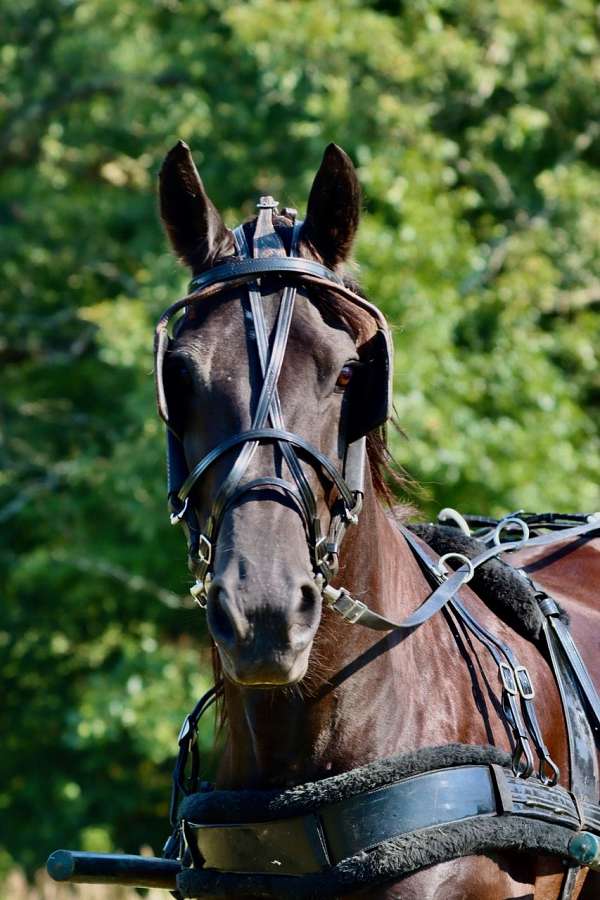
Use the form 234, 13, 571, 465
2, 0, 599, 891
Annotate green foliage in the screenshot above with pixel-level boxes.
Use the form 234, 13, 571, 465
1, 0, 599, 878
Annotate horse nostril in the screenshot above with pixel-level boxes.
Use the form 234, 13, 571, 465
299, 582, 321, 616
207, 585, 240, 647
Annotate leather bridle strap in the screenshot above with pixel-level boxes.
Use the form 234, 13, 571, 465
176, 428, 356, 511
199, 285, 297, 547
188, 257, 346, 292
235, 225, 333, 575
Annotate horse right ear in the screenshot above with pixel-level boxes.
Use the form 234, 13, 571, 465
159, 141, 234, 271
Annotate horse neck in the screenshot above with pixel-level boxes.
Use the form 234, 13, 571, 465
217, 468, 439, 789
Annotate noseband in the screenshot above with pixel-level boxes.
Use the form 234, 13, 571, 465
154, 199, 393, 604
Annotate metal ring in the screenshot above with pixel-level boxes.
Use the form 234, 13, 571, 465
169, 496, 189, 526
493, 517, 530, 546
437, 553, 475, 583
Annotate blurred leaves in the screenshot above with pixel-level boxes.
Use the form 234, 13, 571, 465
1, 0, 599, 878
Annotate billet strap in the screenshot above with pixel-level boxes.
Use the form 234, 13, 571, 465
162, 684, 223, 863
541, 612, 598, 798
323, 564, 472, 630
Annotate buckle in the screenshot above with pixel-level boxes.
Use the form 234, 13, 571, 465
256, 195, 279, 209
198, 534, 212, 566
499, 661, 518, 695
190, 577, 210, 609
515, 665, 535, 700
338, 596, 368, 624
322, 585, 367, 624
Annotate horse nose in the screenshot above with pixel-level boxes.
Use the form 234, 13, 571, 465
205, 577, 322, 684
288, 582, 322, 650
206, 581, 250, 649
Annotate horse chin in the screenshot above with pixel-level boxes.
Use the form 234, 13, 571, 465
216, 644, 311, 688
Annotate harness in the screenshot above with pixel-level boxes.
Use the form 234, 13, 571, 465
154, 202, 600, 896
47, 203, 600, 898
158, 512, 600, 900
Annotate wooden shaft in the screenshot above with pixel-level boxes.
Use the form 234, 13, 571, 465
46, 850, 181, 889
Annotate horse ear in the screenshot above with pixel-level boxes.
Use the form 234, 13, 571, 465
303, 143, 361, 268
159, 140, 234, 270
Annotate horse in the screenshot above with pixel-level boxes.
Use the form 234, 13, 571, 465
156, 140, 600, 899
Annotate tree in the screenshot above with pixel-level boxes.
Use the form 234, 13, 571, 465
1, 0, 598, 877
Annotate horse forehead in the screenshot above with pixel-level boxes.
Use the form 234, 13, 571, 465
175, 291, 355, 383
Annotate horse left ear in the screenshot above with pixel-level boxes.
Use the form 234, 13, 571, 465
302, 143, 361, 269
159, 140, 234, 271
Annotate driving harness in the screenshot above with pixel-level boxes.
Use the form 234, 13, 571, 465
155, 201, 600, 897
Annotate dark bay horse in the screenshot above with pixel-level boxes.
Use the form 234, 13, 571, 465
158, 141, 600, 899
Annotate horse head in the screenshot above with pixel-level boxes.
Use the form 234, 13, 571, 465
157, 142, 390, 688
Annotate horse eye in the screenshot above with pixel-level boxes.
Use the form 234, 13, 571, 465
335, 365, 355, 389
176, 363, 192, 386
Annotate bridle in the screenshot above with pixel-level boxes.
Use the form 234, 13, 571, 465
154, 197, 393, 605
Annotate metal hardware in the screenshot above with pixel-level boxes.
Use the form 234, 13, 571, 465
322, 585, 367, 624
341, 597, 367, 624
437, 553, 474, 583
322, 584, 343, 607
314, 536, 327, 563
169, 496, 188, 526
344, 492, 363, 526
515, 665, 535, 700
493, 516, 530, 546
198, 534, 212, 566
438, 507, 471, 536
500, 661, 518, 695
190, 576, 210, 609
256, 195, 279, 209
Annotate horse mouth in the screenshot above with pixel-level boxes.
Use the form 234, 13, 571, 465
215, 643, 311, 688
